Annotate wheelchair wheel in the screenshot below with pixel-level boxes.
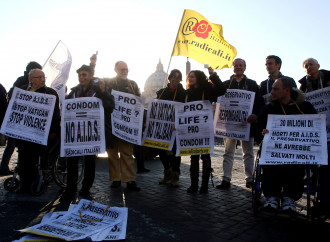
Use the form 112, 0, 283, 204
52, 155, 85, 188
252, 147, 263, 215
30, 180, 45, 196
4, 177, 19, 191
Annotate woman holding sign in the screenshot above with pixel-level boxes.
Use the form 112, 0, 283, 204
156, 69, 186, 187
186, 68, 226, 193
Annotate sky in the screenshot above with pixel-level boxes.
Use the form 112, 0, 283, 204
0, 0, 329, 92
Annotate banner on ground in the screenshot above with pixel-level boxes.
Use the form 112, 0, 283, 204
142, 99, 176, 150
60, 97, 105, 157
214, 89, 255, 141
305, 86, 330, 141
175, 100, 214, 156
111, 90, 145, 145
172, 9, 237, 70
43, 40, 72, 101
260, 114, 328, 165
0, 87, 56, 145
20, 199, 128, 241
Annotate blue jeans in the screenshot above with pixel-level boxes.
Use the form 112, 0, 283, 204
0, 137, 15, 172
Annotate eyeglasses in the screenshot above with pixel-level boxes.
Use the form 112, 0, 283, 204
119, 68, 129, 73
32, 76, 46, 79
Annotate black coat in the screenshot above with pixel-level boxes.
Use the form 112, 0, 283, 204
8, 74, 29, 99
0, 84, 8, 125
67, 82, 115, 149
256, 88, 317, 144
259, 73, 297, 97
104, 77, 140, 96
298, 69, 330, 93
186, 73, 226, 102
156, 83, 186, 103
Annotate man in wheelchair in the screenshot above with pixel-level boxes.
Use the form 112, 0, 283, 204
256, 77, 317, 212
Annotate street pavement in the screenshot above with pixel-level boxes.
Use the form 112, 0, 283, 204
1, 144, 330, 242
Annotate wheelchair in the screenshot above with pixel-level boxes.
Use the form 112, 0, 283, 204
251, 143, 320, 219
4, 140, 85, 195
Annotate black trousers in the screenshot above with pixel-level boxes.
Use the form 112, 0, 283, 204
190, 154, 212, 179
67, 155, 96, 192
159, 144, 181, 173
262, 165, 305, 200
17, 142, 43, 189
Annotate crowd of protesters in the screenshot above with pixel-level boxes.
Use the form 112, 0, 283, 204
0, 55, 329, 215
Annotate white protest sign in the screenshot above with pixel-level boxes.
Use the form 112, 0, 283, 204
0, 87, 56, 145
21, 199, 127, 241
142, 99, 176, 150
260, 114, 328, 165
175, 100, 214, 156
60, 97, 105, 157
111, 90, 145, 145
214, 89, 255, 141
305, 86, 330, 141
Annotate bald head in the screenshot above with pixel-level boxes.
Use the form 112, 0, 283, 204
115, 61, 129, 80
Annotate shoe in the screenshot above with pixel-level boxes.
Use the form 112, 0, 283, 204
137, 167, 150, 173
281, 196, 296, 212
199, 186, 208, 194
264, 197, 280, 211
111, 181, 121, 188
127, 181, 141, 191
170, 172, 180, 188
62, 189, 77, 198
0, 170, 14, 176
246, 181, 253, 189
187, 186, 198, 193
159, 169, 172, 184
79, 188, 90, 196
216, 180, 231, 189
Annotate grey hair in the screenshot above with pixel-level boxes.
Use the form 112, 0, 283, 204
114, 61, 127, 69
302, 58, 319, 67
233, 58, 246, 67
28, 68, 43, 81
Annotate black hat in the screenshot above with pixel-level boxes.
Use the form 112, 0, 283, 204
26, 61, 42, 72
76, 65, 92, 74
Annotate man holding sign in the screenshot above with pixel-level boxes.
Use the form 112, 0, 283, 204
62, 64, 114, 198
298, 58, 330, 217
257, 77, 318, 212
6, 69, 60, 193
105, 61, 142, 191
217, 58, 262, 189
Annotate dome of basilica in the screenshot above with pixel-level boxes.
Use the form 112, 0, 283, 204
142, 60, 168, 104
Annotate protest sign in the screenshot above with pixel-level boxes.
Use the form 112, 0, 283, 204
111, 90, 145, 145
175, 100, 214, 156
305, 86, 330, 141
214, 89, 255, 141
260, 114, 328, 165
0, 87, 56, 145
60, 97, 105, 157
142, 99, 176, 150
20, 199, 128, 241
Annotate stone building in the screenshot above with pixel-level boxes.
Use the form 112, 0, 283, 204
142, 60, 167, 105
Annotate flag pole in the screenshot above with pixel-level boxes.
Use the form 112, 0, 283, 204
164, 10, 186, 87
43, 40, 61, 68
